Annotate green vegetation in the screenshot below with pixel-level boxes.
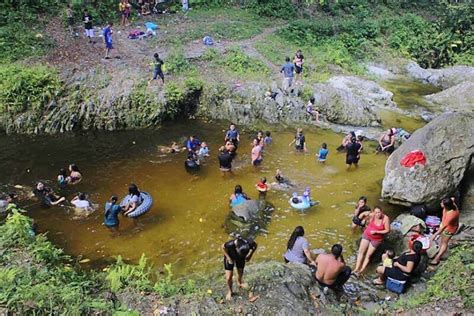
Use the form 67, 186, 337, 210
0, 64, 62, 114
395, 244, 474, 310
0, 208, 200, 314
219, 46, 269, 75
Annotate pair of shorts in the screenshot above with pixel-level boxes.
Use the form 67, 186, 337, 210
252, 158, 262, 166
85, 29, 94, 37
352, 216, 364, 227
295, 65, 303, 74
384, 267, 409, 281
153, 69, 164, 80
346, 155, 359, 165
105, 41, 113, 49
362, 235, 382, 248
224, 257, 245, 271
442, 230, 455, 237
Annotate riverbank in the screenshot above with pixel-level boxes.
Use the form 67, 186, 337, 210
1, 208, 472, 314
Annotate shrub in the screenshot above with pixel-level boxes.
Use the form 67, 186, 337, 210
219, 46, 269, 74
247, 0, 297, 19
106, 254, 153, 292
0, 64, 62, 114
165, 50, 196, 74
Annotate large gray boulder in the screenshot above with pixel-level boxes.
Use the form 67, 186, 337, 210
406, 62, 474, 89
382, 112, 474, 206
425, 81, 474, 113
201, 77, 395, 127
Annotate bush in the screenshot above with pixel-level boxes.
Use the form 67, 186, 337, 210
219, 46, 269, 74
106, 254, 153, 292
165, 50, 196, 74
247, 0, 296, 19
0, 64, 62, 114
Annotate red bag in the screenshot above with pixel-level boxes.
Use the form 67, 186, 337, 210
400, 150, 426, 167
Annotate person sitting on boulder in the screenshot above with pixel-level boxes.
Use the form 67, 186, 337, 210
314, 244, 352, 291
306, 97, 320, 122
376, 128, 396, 155
222, 236, 257, 300
351, 196, 371, 229
429, 197, 460, 266
373, 240, 422, 285
284, 226, 316, 266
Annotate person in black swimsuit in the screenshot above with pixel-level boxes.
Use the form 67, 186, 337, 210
222, 236, 257, 300
352, 196, 371, 229
218, 146, 234, 173
373, 240, 422, 285
345, 137, 362, 169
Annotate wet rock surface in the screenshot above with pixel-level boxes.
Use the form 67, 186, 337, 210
382, 112, 474, 206
406, 61, 474, 89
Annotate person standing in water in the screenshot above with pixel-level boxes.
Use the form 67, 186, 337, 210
67, 163, 82, 184
289, 128, 307, 152
222, 236, 257, 300
104, 195, 121, 229
316, 143, 329, 163
345, 137, 362, 169
225, 123, 240, 147
251, 138, 263, 166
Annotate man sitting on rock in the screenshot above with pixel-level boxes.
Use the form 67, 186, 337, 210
314, 244, 352, 291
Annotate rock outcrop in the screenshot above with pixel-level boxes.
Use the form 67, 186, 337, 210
201, 76, 396, 128
382, 112, 474, 206
406, 62, 474, 89
225, 199, 274, 238
425, 81, 474, 113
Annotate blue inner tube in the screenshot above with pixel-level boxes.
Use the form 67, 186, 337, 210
289, 196, 318, 210
120, 192, 153, 218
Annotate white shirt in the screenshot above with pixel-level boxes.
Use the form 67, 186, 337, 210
72, 199, 90, 209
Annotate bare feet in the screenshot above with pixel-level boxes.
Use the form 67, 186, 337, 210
238, 282, 248, 289
225, 291, 232, 301
372, 278, 384, 285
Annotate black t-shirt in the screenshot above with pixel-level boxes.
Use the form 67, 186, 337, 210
33, 188, 55, 206
295, 134, 305, 150
218, 151, 233, 169
83, 14, 93, 29
154, 58, 164, 72
224, 238, 257, 261
346, 142, 361, 157
355, 205, 371, 217
396, 252, 420, 275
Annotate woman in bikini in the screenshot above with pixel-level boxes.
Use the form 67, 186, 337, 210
353, 206, 390, 275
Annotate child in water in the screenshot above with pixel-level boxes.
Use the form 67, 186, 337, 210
198, 141, 210, 158
382, 249, 395, 268
256, 177, 269, 193
264, 131, 272, 145
57, 168, 68, 187
159, 142, 185, 154
317, 143, 329, 163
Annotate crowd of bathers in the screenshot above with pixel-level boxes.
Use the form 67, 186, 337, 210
0, 121, 460, 301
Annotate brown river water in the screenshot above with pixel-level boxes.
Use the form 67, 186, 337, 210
0, 79, 439, 276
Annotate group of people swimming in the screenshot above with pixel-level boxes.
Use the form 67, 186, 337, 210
223, 194, 460, 299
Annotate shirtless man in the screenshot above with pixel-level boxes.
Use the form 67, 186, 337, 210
315, 244, 352, 290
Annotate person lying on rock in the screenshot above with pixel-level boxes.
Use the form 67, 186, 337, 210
314, 244, 351, 291
284, 226, 316, 266
222, 236, 257, 301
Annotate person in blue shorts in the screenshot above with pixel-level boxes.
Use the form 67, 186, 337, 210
317, 143, 329, 163
103, 22, 113, 59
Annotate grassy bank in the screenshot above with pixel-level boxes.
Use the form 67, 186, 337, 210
0, 207, 199, 314
394, 244, 474, 312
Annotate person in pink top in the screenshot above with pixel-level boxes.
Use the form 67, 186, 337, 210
353, 206, 390, 275
251, 138, 263, 166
